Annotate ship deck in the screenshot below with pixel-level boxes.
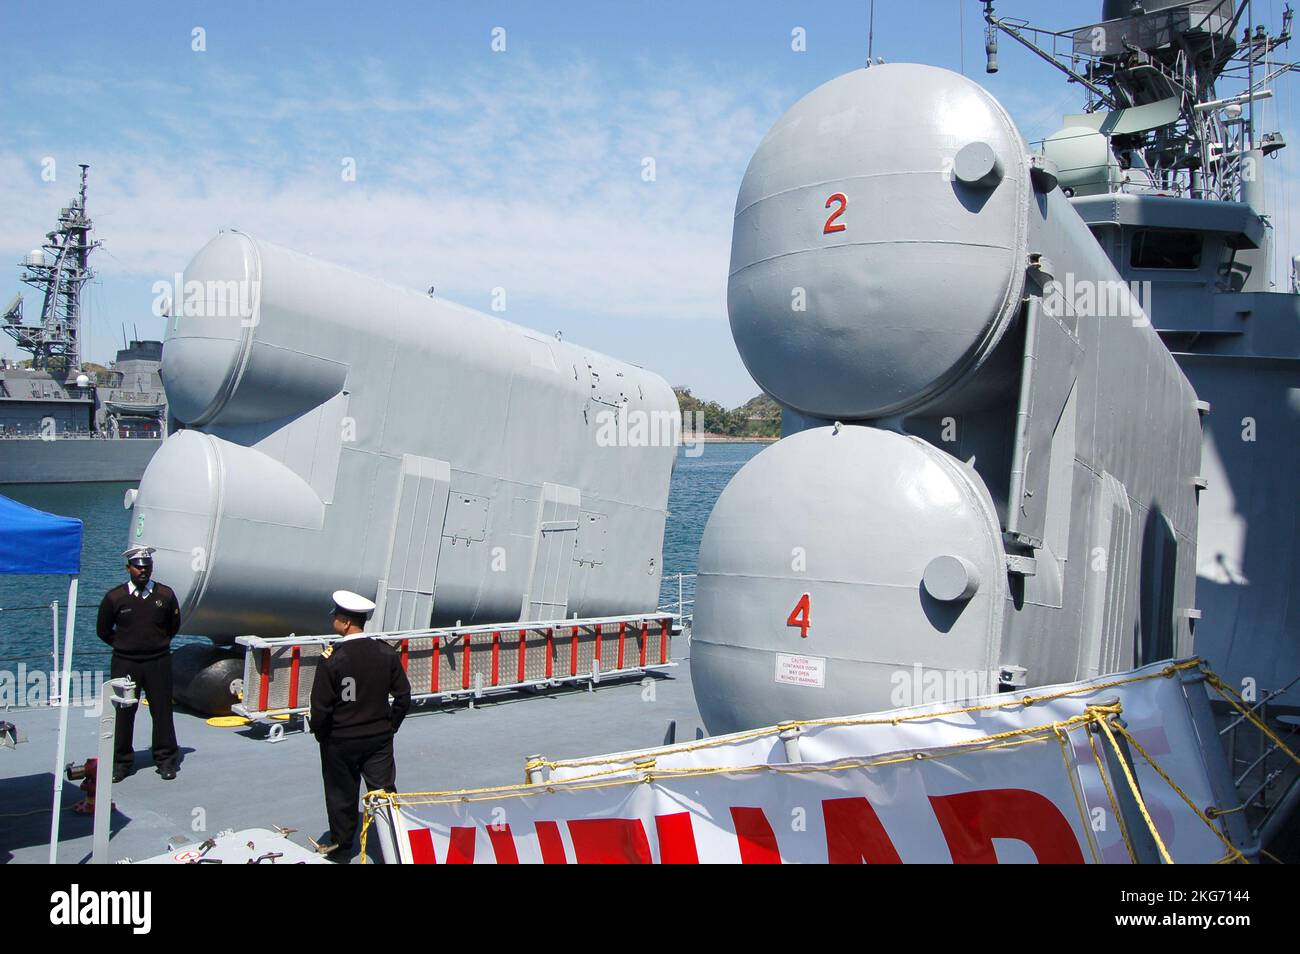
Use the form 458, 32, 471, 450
0, 649, 702, 864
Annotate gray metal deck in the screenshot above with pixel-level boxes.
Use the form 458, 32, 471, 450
0, 651, 701, 864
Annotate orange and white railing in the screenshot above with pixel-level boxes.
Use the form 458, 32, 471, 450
233, 613, 676, 723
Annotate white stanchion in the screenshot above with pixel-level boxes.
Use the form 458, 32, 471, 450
48, 575, 79, 865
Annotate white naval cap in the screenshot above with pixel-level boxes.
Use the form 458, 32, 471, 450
331, 589, 376, 619
122, 545, 156, 565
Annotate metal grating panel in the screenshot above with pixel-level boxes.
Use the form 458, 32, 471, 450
266, 646, 292, 711
496, 638, 522, 689
436, 636, 461, 693
457, 634, 496, 686
405, 637, 435, 695
296, 645, 324, 709
522, 629, 553, 682
572, 625, 599, 676
599, 624, 628, 671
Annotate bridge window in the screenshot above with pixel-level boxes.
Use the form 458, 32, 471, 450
1130, 229, 1203, 270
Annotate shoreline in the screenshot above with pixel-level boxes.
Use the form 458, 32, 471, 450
690, 434, 778, 443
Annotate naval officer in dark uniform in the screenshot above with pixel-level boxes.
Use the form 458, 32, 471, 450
311, 590, 411, 860
95, 545, 182, 782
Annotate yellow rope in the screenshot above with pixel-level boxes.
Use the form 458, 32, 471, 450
354, 659, 1271, 868
541, 660, 1202, 772
354, 665, 1214, 808
1086, 719, 1138, 863
1055, 724, 1101, 864
376, 712, 1102, 806
358, 809, 371, 865
1110, 721, 1248, 864
355, 787, 401, 865
356, 731, 1085, 863
1203, 669, 1300, 767
357, 712, 1178, 867
1090, 707, 1175, 864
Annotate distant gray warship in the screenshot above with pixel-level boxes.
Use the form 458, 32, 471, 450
0, 165, 166, 484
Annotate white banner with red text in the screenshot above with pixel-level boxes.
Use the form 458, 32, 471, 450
364, 659, 1243, 863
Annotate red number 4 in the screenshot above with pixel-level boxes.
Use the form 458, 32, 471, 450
787, 593, 811, 638
823, 193, 847, 234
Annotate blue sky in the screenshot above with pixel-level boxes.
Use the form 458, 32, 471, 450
2, 1, 1297, 405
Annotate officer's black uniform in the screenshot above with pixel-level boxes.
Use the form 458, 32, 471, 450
96, 580, 182, 775
310, 635, 412, 853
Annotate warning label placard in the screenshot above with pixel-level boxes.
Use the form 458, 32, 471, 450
774, 652, 826, 688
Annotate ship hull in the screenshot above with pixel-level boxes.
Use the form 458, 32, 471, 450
0, 437, 161, 484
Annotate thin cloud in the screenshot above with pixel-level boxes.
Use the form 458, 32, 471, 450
0, 55, 767, 331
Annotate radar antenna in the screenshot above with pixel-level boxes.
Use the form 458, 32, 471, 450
1, 163, 101, 374
977, 1, 1299, 202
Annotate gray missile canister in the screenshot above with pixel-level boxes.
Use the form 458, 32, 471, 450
132, 232, 677, 640
695, 65, 1203, 734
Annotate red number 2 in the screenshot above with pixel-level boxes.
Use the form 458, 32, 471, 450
787, 593, 811, 638
823, 193, 847, 234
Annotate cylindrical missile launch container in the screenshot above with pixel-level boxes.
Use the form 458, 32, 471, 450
133, 232, 678, 641
728, 63, 1030, 420
694, 64, 1203, 734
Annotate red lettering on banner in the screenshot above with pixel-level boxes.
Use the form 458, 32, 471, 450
821, 797, 904, 863
408, 827, 436, 864
731, 807, 781, 863
487, 824, 520, 864
535, 820, 568, 863
406, 787, 1086, 864
567, 818, 653, 864
405, 826, 483, 864
445, 826, 476, 864
655, 812, 700, 864
929, 789, 1085, 864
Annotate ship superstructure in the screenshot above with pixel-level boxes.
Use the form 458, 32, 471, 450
4, 7, 1295, 869
684, 0, 1298, 857
980, 0, 1300, 706
0, 166, 166, 482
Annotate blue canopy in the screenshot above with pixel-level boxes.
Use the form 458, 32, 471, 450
0, 494, 83, 575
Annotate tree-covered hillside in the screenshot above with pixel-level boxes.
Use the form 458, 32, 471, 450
674, 387, 780, 438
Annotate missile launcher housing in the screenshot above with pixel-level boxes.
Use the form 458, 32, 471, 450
693, 64, 1203, 733
131, 232, 677, 641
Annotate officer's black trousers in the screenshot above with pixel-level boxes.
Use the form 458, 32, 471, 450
319, 733, 396, 850
110, 653, 178, 771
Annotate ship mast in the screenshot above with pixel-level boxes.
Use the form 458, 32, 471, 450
980, 0, 1297, 204
1, 164, 101, 375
